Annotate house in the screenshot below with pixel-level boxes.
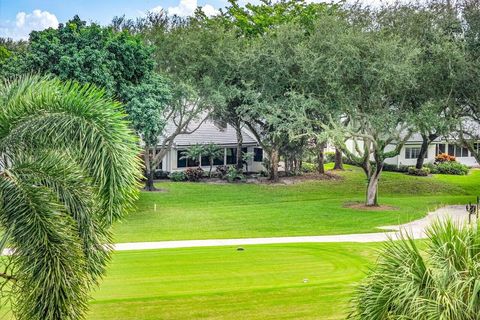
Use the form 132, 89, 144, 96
156, 119, 265, 173
382, 133, 479, 167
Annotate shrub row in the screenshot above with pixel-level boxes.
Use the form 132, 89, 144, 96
407, 167, 430, 176
425, 162, 469, 175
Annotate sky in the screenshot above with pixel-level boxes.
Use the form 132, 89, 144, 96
0, 0, 232, 40
0, 0, 392, 40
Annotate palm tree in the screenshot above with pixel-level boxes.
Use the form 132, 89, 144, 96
350, 220, 480, 320
180, 144, 203, 167
202, 143, 223, 176
0, 76, 141, 319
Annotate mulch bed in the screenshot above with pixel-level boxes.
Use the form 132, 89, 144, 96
343, 201, 398, 211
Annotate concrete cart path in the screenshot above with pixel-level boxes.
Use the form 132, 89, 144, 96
112, 205, 470, 251
1, 205, 471, 255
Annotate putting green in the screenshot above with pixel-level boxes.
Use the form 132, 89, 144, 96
88, 243, 379, 319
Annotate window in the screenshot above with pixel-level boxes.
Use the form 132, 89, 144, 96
226, 148, 237, 164
448, 144, 455, 156
254, 148, 263, 162
177, 150, 186, 168
177, 150, 198, 168
454, 145, 469, 157
474, 143, 479, 152
405, 147, 421, 159
446, 144, 469, 158
201, 152, 224, 166
436, 144, 446, 155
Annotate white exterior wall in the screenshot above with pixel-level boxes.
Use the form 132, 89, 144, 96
384, 143, 479, 167
344, 138, 479, 167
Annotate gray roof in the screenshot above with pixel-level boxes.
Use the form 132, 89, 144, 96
160, 119, 258, 147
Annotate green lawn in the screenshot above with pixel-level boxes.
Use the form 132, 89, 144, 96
88, 243, 378, 320
113, 166, 480, 242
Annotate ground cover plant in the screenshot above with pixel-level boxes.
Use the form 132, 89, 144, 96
351, 220, 480, 319
112, 165, 480, 243
88, 243, 379, 320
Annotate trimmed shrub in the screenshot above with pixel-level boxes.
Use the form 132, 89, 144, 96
383, 164, 409, 173
185, 167, 204, 182
225, 166, 245, 182
215, 165, 228, 178
434, 161, 469, 175
408, 167, 430, 176
302, 162, 316, 173
168, 171, 186, 182
154, 169, 169, 179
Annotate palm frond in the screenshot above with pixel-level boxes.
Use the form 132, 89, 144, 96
0, 75, 142, 319
351, 220, 480, 320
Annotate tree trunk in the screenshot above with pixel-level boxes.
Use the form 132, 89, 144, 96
269, 148, 279, 182
235, 125, 243, 171
333, 147, 344, 170
365, 163, 383, 206
415, 135, 430, 169
143, 147, 157, 191
317, 143, 325, 174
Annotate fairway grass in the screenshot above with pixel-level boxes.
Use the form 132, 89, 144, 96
113, 166, 480, 243
88, 243, 379, 320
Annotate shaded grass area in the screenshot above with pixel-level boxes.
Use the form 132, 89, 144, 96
88, 243, 379, 320
113, 166, 480, 242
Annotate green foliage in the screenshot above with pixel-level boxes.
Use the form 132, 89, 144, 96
225, 165, 245, 182
122, 74, 171, 145
168, 171, 187, 182
26, 15, 154, 100
301, 162, 316, 173
351, 220, 480, 319
0, 76, 140, 319
407, 166, 430, 176
431, 161, 470, 175
180, 144, 203, 166
324, 151, 335, 163
382, 164, 409, 173
153, 170, 170, 179
220, 0, 341, 36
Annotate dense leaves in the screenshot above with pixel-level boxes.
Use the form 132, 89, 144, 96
351, 220, 480, 319
25, 15, 153, 100
0, 76, 141, 319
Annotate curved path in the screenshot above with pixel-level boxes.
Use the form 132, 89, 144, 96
113, 205, 471, 251
1, 205, 471, 255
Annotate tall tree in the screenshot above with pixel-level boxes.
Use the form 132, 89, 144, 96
26, 15, 153, 100
122, 74, 172, 191
323, 22, 418, 206
376, 2, 465, 169
0, 76, 140, 319
458, 0, 480, 163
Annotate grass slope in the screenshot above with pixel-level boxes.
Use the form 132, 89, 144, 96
113, 166, 480, 242
89, 243, 378, 320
